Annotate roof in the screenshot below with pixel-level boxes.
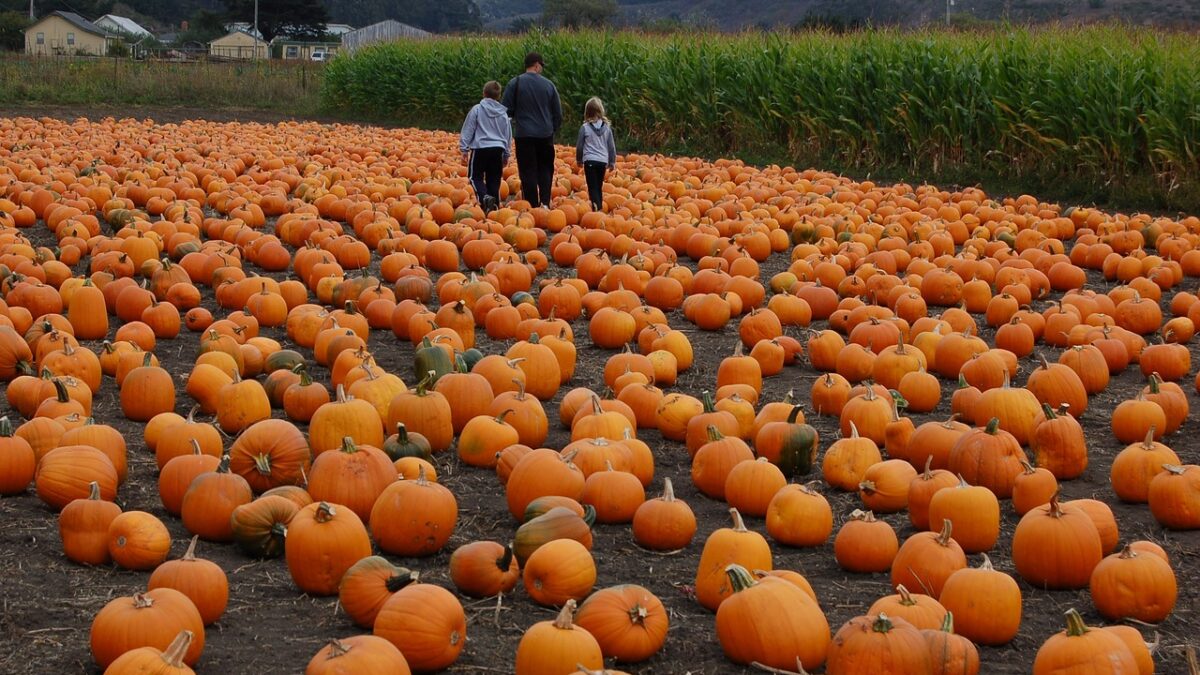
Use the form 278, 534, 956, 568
96, 14, 152, 37
31, 11, 113, 38
343, 19, 431, 39
325, 24, 355, 35
213, 29, 267, 44
272, 38, 341, 46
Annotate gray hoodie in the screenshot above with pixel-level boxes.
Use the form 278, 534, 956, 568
459, 98, 512, 159
576, 120, 616, 168
501, 71, 563, 139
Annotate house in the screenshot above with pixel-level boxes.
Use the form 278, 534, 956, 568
209, 29, 268, 60
94, 14, 152, 39
223, 22, 263, 40
272, 38, 341, 61
24, 11, 120, 56
341, 20, 431, 53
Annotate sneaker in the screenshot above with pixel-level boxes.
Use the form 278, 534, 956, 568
482, 195, 497, 213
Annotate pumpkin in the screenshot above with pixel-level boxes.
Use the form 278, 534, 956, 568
229, 495, 298, 558
972, 373, 1041, 445
907, 457, 960, 531
1011, 494, 1103, 589
766, 482, 833, 547
1089, 544, 1177, 623
514, 506, 594, 565
370, 466, 458, 556
309, 385, 384, 456
631, 477, 696, 551
724, 456, 786, 517
506, 447, 587, 520
581, 461, 645, 523
694, 508, 772, 611
946, 418, 1024, 499
36, 443, 117, 511
1030, 403, 1088, 480
337, 556, 417, 629
59, 481, 122, 566
858, 459, 918, 513
103, 630, 197, 675
459, 410, 520, 468
308, 437, 395, 523
304, 636, 411, 675
449, 541, 520, 598
822, 422, 882, 491
0, 416, 35, 495
1064, 498, 1119, 554
1012, 461, 1059, 515
922, 613, 980, 675
715, 564, 830, 671
754, 405, 819, 478
869, 585, 948, 631
179, 454, 252, 542
523, 538, 597, 607
1111, 427, 1179, 503
90, 588, 205, 669
148, 536, 229, 626
1031, 609, 1138, 675
574, 585, 668, 663
120, 352, 175, 422
1111, 394, 1166, 444
285, 502, 372, 596
373, 582, 467, 672
386, 373, 453, 453
1027, 353, 1089, 416
938, 553, 1022, 646
1148, 464, 1200, 530
826, 613, 931, 675
834, 509, 898, 574
890, 519, 967, 599
514, 600, 602, 675
107, 510, 172, 571
228, 418, 311, 493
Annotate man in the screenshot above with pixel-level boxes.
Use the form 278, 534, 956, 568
501, 52, 562, 208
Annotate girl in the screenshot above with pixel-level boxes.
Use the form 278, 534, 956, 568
575, 97, 616, 212
459, 80, 511, 211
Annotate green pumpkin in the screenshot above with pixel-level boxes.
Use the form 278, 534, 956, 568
771, 407, 819, 478
513, 506, 593, 565
264, 349, 305, 374
460, 348, 484, 371
413, 337, 452, 383
382, 423, 432, 461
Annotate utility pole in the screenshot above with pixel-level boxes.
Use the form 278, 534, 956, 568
253, 0, 260, 59
946, 0, 954, 26
29, 0, 34, 21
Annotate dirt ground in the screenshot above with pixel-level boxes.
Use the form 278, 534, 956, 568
0, 106, 1197, 674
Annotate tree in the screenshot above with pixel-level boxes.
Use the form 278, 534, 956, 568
222, 0, 329, 42
394, 0, 482, 33
0, 11, 28, 51
543, 0, 618, 28
177, 9, 228, 44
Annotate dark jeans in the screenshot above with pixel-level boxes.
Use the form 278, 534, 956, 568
583, 161, 607, 211
468, 147, 504, 205
515, 136, 555, 207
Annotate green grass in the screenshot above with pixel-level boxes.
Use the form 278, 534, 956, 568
322, 27, 1200, 212
0, 55, 325, 114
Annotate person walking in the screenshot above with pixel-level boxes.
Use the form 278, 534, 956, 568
459, 80, 511, 212
574, 97, 616, 212
501, 52, 562, 208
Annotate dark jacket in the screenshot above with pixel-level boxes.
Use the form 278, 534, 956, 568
501, 71, 563, 139
575, 120, 616, 168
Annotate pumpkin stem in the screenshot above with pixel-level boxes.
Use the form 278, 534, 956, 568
724, 563, 757, 594
159, 630, 194, 668
132, 592, 155, 609
940, 611, 955, 634
783, 388, 795, 405
984, 417, 1000, 435
1117, 544, 1138, 560
182, 535, 199, 561
729, 507, 748, 532
552, 599, 579, 630
340, 436, 358, 454
314, 502, 336, 523
416, 464, 429, 486
979, 553, 995, 571
324, 638, 352, 659
895, 584, 916, 605
215, 453, 231, 474
1047, 491, 1065, 518
1040, 402, 1057, 420
1056, 402, 1070, 416
872, 612, 895, 634
701, 389, 715, 413
253, 452, 272, 476
706, 424, 724, 442
848, 420, 860, 439
785, 405, 803, 424
1062, 608, 1090, 637
661, 477, 676, 502
1162, 463, 1185, 475
1142, 426, 1157, 448
86, 480, 101, 500
497, 544, 514, 572
937, 518, 953, 546
386, 567, 417, 592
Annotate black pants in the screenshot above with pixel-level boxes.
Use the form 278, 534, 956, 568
583, 161, 607, 211
515, 136, 555, 207
468, 147, 504, 205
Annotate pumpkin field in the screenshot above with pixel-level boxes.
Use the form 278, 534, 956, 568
0, 111, 1198, 675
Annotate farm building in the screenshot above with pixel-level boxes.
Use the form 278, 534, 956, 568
24, 11, 120, 56
209, 29, 268, 60
273, 39, 341, 61
341, 20, 431, 52
94, 14, 152, 39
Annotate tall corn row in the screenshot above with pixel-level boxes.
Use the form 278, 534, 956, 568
322, 27, 1200, 191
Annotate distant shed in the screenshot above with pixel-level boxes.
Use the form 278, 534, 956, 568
341, 20, 431, 53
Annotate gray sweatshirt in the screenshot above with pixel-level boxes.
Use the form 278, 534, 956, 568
501, 71, 563, 139
459, 98, 512, 159
576, 120, 616, 167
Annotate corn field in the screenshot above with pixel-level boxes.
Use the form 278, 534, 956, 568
322, 28, 1200, 207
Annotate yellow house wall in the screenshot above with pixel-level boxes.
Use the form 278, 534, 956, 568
25, 16, 108, 56
209, 32, 267, 59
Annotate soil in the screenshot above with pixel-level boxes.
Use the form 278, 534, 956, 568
0, 108, 1198, 675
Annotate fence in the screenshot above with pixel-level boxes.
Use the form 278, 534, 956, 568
0, 54, 324, 113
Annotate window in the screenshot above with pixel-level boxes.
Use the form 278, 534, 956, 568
36, 32, 44, 45
285, 45, 299, 58
66, 32, 75, 46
